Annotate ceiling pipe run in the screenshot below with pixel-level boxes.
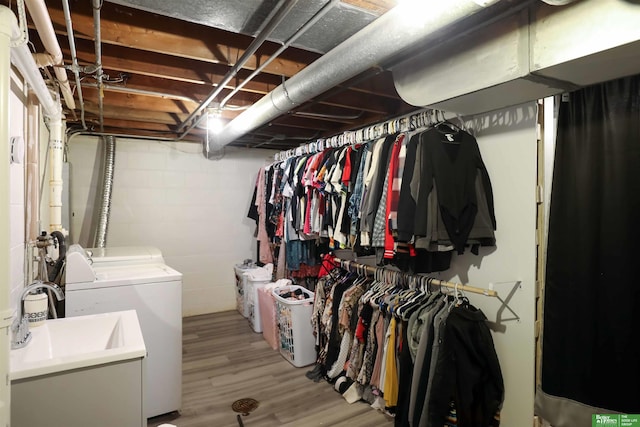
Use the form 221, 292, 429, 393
176, 0, 298, 137
92, 0, 104, 133
204, 0, 509, 156
81, 81, 200, 104
9, 20, 61, 119
218, 0, 340, 110
24, 0, 75, 111
62, 0, 87, 129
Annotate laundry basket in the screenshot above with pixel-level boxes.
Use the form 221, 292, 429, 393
238, 263, 273, 319
258, 280, 291, 350
272, 285, 315, 367
246, 277, 272, 333
234, 260, 255, 318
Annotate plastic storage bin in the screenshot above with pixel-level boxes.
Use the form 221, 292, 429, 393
272, 285, 316, 367
234, 260, 255, 318
258, 279, 292, 350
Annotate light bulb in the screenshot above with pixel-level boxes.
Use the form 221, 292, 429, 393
207, 110, 224, 133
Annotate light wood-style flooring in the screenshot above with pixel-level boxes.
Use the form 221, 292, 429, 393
148, 310, 393, 427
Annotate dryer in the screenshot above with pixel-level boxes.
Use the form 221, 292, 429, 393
65, 245, 182, 419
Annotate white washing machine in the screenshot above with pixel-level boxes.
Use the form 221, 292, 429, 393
84, 245, 164, 266
65, 245, 182, 419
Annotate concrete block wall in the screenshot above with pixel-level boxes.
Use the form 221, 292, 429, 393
68, 136, 274, 316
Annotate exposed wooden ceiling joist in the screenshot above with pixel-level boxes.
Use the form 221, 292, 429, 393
47, 1, 318, 78
7, 0, 416, 149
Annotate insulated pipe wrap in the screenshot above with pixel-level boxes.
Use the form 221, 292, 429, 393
207, 0, 490, 150
94, 135, 116, 248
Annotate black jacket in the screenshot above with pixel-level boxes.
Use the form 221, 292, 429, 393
427, 305, 504, 427
415, 128, 496, 254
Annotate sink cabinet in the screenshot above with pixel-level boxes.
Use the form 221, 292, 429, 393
11, 357, 145, 427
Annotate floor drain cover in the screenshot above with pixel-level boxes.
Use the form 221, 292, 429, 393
232, 398, 259, 415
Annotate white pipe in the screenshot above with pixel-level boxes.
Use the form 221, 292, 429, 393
24, 0, 76, 111
8, 6, 65, 235
0, 7, 16, 426
10, 42, 61, 120
11, 24, 65, 235
26, 93, 40, 242
48, 120, 64, 232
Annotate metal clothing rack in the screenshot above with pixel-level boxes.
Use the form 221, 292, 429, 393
273, 108, 462, 162
333, 257, 498, 298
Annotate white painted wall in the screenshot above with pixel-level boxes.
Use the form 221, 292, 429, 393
435, 103, 539, 427
9, 70, 26, 316
67, 136, 275, 316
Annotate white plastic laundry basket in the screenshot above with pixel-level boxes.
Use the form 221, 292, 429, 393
272, 285, 315, 367
237, 263, 272, 319
246, 277, 271, 333
234, 260, 255, 318
258, 280, 292, 350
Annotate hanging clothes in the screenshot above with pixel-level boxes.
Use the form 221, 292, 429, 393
251, 111, 498, 279
414, 127, 496, 255
254, 167, 273, 264
308, 263, 504, 426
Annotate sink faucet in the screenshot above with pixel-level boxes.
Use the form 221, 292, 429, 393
11, 281, 65, 349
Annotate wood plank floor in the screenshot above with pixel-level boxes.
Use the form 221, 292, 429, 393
148, 310, 393, 427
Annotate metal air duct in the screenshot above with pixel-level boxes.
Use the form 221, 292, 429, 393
93, 135, 116, 248
204, 0, 507, 156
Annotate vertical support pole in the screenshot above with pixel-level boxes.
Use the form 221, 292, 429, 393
535, 99, 545, 395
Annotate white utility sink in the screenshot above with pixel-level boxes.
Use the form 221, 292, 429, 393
10, 310, 146, 380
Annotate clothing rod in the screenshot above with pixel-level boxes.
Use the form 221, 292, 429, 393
273, 107, 458, 162
333, 257, 498, 298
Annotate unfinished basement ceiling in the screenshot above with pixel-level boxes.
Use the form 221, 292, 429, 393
106, 0, 383, 54
4, 0, 422, 150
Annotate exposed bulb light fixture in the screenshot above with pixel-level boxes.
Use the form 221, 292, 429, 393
207, 109, 224, 133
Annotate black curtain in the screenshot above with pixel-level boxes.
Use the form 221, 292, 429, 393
542, 75, 640, 413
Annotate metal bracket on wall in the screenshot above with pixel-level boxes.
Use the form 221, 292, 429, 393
485, 280, 522, 333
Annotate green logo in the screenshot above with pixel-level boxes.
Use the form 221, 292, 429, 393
593, 415, 640, 427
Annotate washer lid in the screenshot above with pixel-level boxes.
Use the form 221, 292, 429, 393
65, 263, 182, 291
87, 246, 164, 265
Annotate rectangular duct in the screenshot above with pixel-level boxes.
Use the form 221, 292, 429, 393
530, 0, 640, 86
393, 0, 640, 115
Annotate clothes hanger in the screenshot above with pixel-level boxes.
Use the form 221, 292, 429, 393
398, 276, 436, 320
448, 282, 463, 312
